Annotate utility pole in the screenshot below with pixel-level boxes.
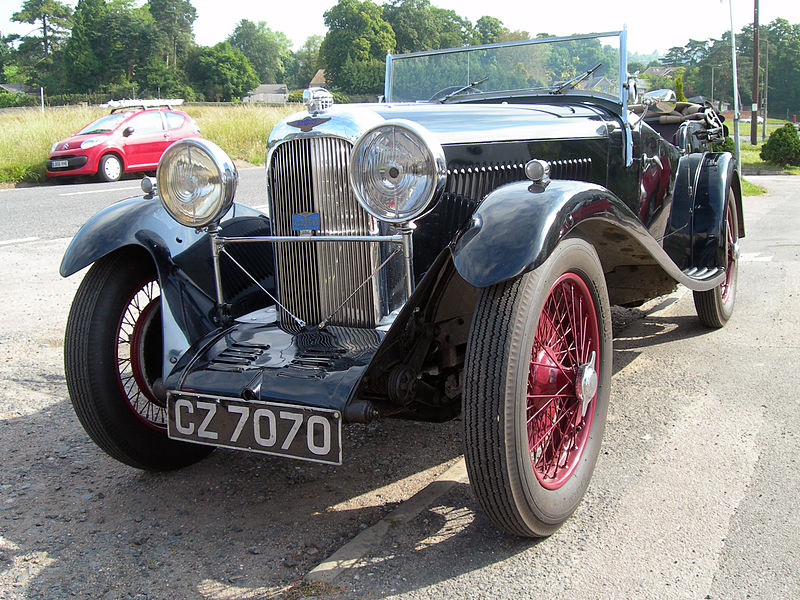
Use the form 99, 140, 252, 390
750, 0, 759, 145
762, 39, 768, 139
730, 0, 741, 172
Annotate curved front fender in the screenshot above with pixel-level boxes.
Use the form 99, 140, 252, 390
453, 180, 634, 288
60, 197, 267, 378
452, 178, 725, 292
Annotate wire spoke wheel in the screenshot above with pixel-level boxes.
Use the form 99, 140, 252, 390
115, 279, 166, 430
527, 273, 599, 490
464, 238, 611, 538
694, 189, 739, 328
64, 250, 213, 470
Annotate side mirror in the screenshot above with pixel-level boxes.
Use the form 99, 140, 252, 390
123, 126, 134, 137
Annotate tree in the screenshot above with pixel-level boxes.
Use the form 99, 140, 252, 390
186, 41, 258, 101
227, 19, 292, 83
146, 0, 196, 68
63, 0, 106, 91
320, 0, 394, 91
474, 16, 503, 45
11, 0, 72, 57
287, 35, 322, 89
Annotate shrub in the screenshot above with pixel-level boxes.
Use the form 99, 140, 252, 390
713, 136, 735, 154
0, 91, 37, 108
760, 123, 800, 166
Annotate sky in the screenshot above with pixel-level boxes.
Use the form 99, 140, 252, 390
1, 0, 799, 56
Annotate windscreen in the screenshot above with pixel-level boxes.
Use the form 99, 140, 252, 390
388, 32, 623, 104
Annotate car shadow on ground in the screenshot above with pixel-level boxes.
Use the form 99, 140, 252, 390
0, 392, 462, 599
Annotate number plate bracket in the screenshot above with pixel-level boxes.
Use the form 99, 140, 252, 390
167, 392, 342, 465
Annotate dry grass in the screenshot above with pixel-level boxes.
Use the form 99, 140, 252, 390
0, 103, 300, 183
0, 106, 106, 182
184, 104, 299, 165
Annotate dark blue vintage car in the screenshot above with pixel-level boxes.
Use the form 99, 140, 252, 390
61, 30, 742, 538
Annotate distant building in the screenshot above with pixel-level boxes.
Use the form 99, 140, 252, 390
243, 84, 288, 103
642, 66, 676, 79
0, 83, 36, 96
578, 76, 617, 96
310, 69, 326, 87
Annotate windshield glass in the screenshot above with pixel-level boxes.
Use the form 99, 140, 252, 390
77, 112, 132, 135
387, 32, 624, 103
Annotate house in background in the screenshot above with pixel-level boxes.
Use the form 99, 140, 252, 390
0, 83, 36, 96
310, 70, 326, 88
243, 84, 288, 103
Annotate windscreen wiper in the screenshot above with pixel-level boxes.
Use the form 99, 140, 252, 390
551, 63, 603, 94
440, 75, 489, 103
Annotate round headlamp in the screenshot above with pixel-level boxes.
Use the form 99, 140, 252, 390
156, 138, 237, 228
348, 120, 446, 223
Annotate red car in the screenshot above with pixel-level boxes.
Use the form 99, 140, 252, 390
47, 102, 200, 182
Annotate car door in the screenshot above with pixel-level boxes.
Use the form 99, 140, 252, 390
122, 111, 168, 168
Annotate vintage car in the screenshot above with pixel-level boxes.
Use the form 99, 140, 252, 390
60, 30, 742, 538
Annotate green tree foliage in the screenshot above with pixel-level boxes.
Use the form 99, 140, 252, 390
186, 41, 259, 101
227, 19, 292, 83
760, 123, 800, 166
64, 0, 105, 91
674, 74, 687, 101
147, 0, 196, 67
287, 35, 323, 89
474, 16, 503, 45
11, 0, 72, 57
320, 0, 394, 91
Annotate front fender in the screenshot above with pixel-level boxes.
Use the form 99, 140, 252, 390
61, 197, 267, 378
453, 180, 640, 288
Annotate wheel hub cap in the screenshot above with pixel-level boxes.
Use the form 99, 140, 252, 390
575, 351, 598, 417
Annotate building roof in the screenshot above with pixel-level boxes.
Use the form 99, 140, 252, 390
310, 69, 326, 87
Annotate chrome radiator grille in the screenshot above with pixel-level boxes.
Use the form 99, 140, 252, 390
269, 137, 380, 330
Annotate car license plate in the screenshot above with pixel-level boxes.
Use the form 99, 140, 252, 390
167, 392, 342, 465
51, 159, 69, 168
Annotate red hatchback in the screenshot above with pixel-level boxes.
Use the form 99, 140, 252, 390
47, 102, 200, 182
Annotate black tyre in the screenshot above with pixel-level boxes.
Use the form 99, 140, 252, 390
64, 250, 213, 470
463, 238, 612, 537
693, 190, 739, 328
98, 153, 123, 182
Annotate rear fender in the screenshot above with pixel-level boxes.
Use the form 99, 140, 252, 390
691, 152, 742, 269
60, 197, 270, 377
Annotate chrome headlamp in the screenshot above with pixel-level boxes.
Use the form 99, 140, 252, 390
156, 138, 237, 228
348, 120, 446, 224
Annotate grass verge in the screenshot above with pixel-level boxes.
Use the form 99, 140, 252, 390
0, 103, 299, 184
741, 177, 767, 196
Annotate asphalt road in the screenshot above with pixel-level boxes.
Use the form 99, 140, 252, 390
0, 166, 267, 244
0, 175, 797, 599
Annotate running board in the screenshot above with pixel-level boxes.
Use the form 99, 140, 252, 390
682, 266, 722, 282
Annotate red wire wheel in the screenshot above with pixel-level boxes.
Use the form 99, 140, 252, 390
114, 279, 167, 430
527, 273, 599, 490
719, 199, 738, 304
463, 238, 611, 537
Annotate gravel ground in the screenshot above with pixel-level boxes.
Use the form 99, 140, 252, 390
0, 238, 465, 600
0, 233, 650, 600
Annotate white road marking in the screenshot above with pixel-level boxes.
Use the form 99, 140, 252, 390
59, 185, 140, 197
0, 237, 39, 246
740, 252, 773, 262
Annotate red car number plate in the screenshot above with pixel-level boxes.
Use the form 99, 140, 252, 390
167, 392, 342, 465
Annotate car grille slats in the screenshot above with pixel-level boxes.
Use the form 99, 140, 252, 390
444, 158, 593, 203
269, 137, 379, 330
